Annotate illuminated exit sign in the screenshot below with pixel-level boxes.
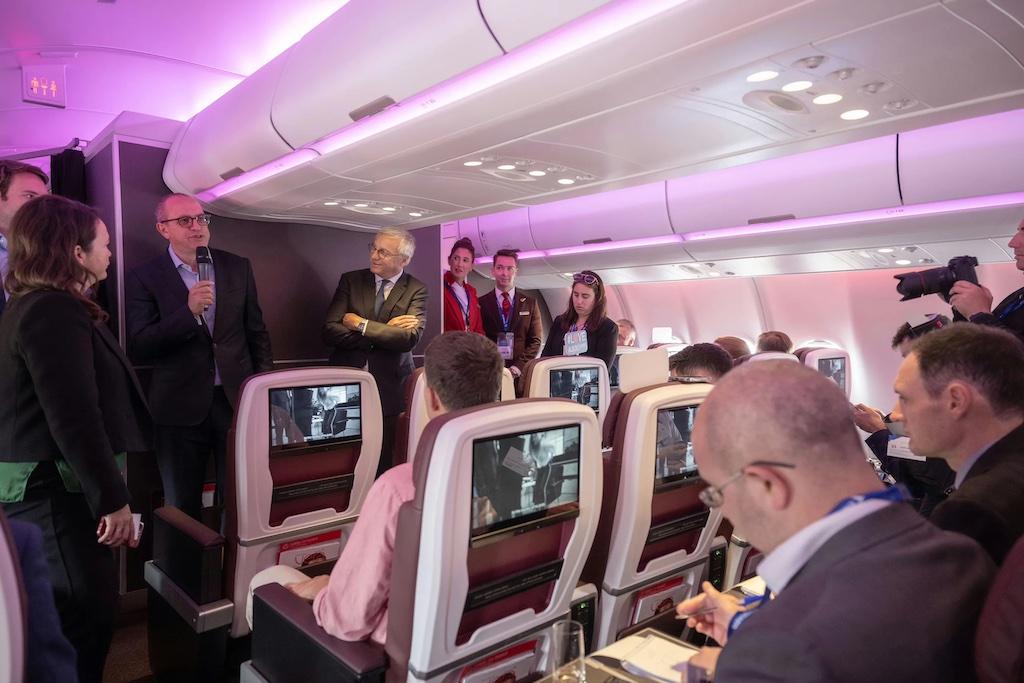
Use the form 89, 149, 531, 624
22, 65, 67, 108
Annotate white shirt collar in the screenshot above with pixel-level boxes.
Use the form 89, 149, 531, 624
168, 245, 193, 272
495, 287, 516, 302
757, 499, 893, 595
375, 269, 403, 286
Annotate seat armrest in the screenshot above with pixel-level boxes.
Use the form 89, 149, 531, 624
250, 583, 387, 683
152, 506, 225, 605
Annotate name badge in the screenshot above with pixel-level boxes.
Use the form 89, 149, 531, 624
886, 436, 923, 461
497, 332, 515, 360
563, 329, 588, 356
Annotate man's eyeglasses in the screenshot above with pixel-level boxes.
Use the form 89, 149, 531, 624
573, 272, 599, 286
159, 214, 212, 228
368, 243, 399, 260
698, 460, 796, 508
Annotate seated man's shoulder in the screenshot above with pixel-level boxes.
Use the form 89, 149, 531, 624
374, 463, 415, 501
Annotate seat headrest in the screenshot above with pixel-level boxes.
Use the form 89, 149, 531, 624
617, 348, 669, 393
746, 352, 800, 363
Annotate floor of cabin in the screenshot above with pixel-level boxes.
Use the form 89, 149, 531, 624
104, 610, 153, 683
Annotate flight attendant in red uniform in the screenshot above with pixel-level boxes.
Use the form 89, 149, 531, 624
443, 237, 485, 334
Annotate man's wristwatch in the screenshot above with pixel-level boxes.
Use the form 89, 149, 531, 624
357, 319, 368, 335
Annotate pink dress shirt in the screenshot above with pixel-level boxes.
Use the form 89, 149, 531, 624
312, 463, 415, 644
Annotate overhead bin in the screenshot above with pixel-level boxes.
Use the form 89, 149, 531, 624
271, 0, 503, 149
529, 181, 673, 249
479, 0, 614, 51
666, 136, 901, 234
163, 56, 293, 193
477, 207, 535, 255
898, 108, 1024, 205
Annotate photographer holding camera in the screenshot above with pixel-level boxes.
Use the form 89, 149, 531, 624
948, 218, 1024, 341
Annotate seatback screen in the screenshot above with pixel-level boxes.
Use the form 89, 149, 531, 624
471, 424, 581, 539
654, 405, 699, 489
818, 357, 847, 394
269, 383, 362, 452
549, 368, 600, 416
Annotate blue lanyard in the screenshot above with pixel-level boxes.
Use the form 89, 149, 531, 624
998, 294, 1024, 320
445, 283, 470, 326
828, 484, 907, 515
727, 592, 769, 636
497, 294, 512, 331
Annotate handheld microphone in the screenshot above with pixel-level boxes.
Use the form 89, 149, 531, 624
195, 246, 213, 312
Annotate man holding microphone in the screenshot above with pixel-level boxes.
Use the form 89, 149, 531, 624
126, 194, 273, 522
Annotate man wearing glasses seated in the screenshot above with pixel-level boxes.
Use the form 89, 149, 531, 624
126, 193, 273, 521
675, 361, 993, 682
322, 228, 426, 474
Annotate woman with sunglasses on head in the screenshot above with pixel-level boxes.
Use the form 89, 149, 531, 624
0, 195, 152, 683
541, 270, 618, 369
443, 237, 485, 333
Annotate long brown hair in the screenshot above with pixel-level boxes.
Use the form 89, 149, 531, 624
7, 195, 108, 321
560, 270, 607, 332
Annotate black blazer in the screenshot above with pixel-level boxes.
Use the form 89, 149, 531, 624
125, 248, 274, 426
322, 269, 427, 416
541, 316, 618, 369
930, 422, 1024, 564
0, 291, 152, 517
957, 284, 1024, 343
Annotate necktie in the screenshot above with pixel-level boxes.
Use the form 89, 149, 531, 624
502, 292, 512, 324
374, 279, 387, 317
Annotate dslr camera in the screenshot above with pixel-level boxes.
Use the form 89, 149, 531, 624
894, 255, 979, 303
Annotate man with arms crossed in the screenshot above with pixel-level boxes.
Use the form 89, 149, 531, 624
479, 249, 542, 395
322, 228, 427, 474
676, 361, 992, 682
126, 194, 273, 521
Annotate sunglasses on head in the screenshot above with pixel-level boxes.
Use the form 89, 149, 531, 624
573, 272, 598, 286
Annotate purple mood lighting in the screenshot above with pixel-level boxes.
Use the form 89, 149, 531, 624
198, 0, 694, 200
682, 191, 1024, 241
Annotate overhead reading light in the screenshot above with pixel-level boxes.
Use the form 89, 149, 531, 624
323, 201, 339, 206
877, 247, 894, 254
528, 170, 547, 177
894, 259, 912, 266
354, 203, 368, 208
497, 164, 517, 170
382, 206, 396, 212
812, 93, 843, 105
558, 178, 576, 185
408, 212, 423, 217
841, 109, 870, 121
463, 160, 483, 167
683, 191, 1024, 241
746, 70, 779, 83
781, 80, 813, 92
198, 0, 700, 201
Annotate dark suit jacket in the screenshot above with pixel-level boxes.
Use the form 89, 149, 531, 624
125, 248, 274, 426
322, 269, 427, 416
715, 504, 994, 682
541, 316, 618, 369
9, 519, 78, 683
479, 289, 543, 377
956, 284, 1024, 343
930, 422, 1024, 564
0, 290, 152, 516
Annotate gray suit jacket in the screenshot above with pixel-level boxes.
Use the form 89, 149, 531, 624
716, 504, 993, 683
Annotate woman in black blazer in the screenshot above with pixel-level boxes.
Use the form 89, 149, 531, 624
0, 195, 151, 683
541, 270, 618, 369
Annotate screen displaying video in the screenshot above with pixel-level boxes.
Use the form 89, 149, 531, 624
471, 424, 581, 539
269, 383, 362, 451
818, 357, 847, 395
550, 368, 600, 415
654, 405, 699, 488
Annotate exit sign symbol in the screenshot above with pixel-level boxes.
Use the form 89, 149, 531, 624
22, 65, 67, 108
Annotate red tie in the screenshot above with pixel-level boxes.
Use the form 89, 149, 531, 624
502, 292, 512, 322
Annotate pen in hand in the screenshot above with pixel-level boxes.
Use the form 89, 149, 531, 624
676, 592, 767, 620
